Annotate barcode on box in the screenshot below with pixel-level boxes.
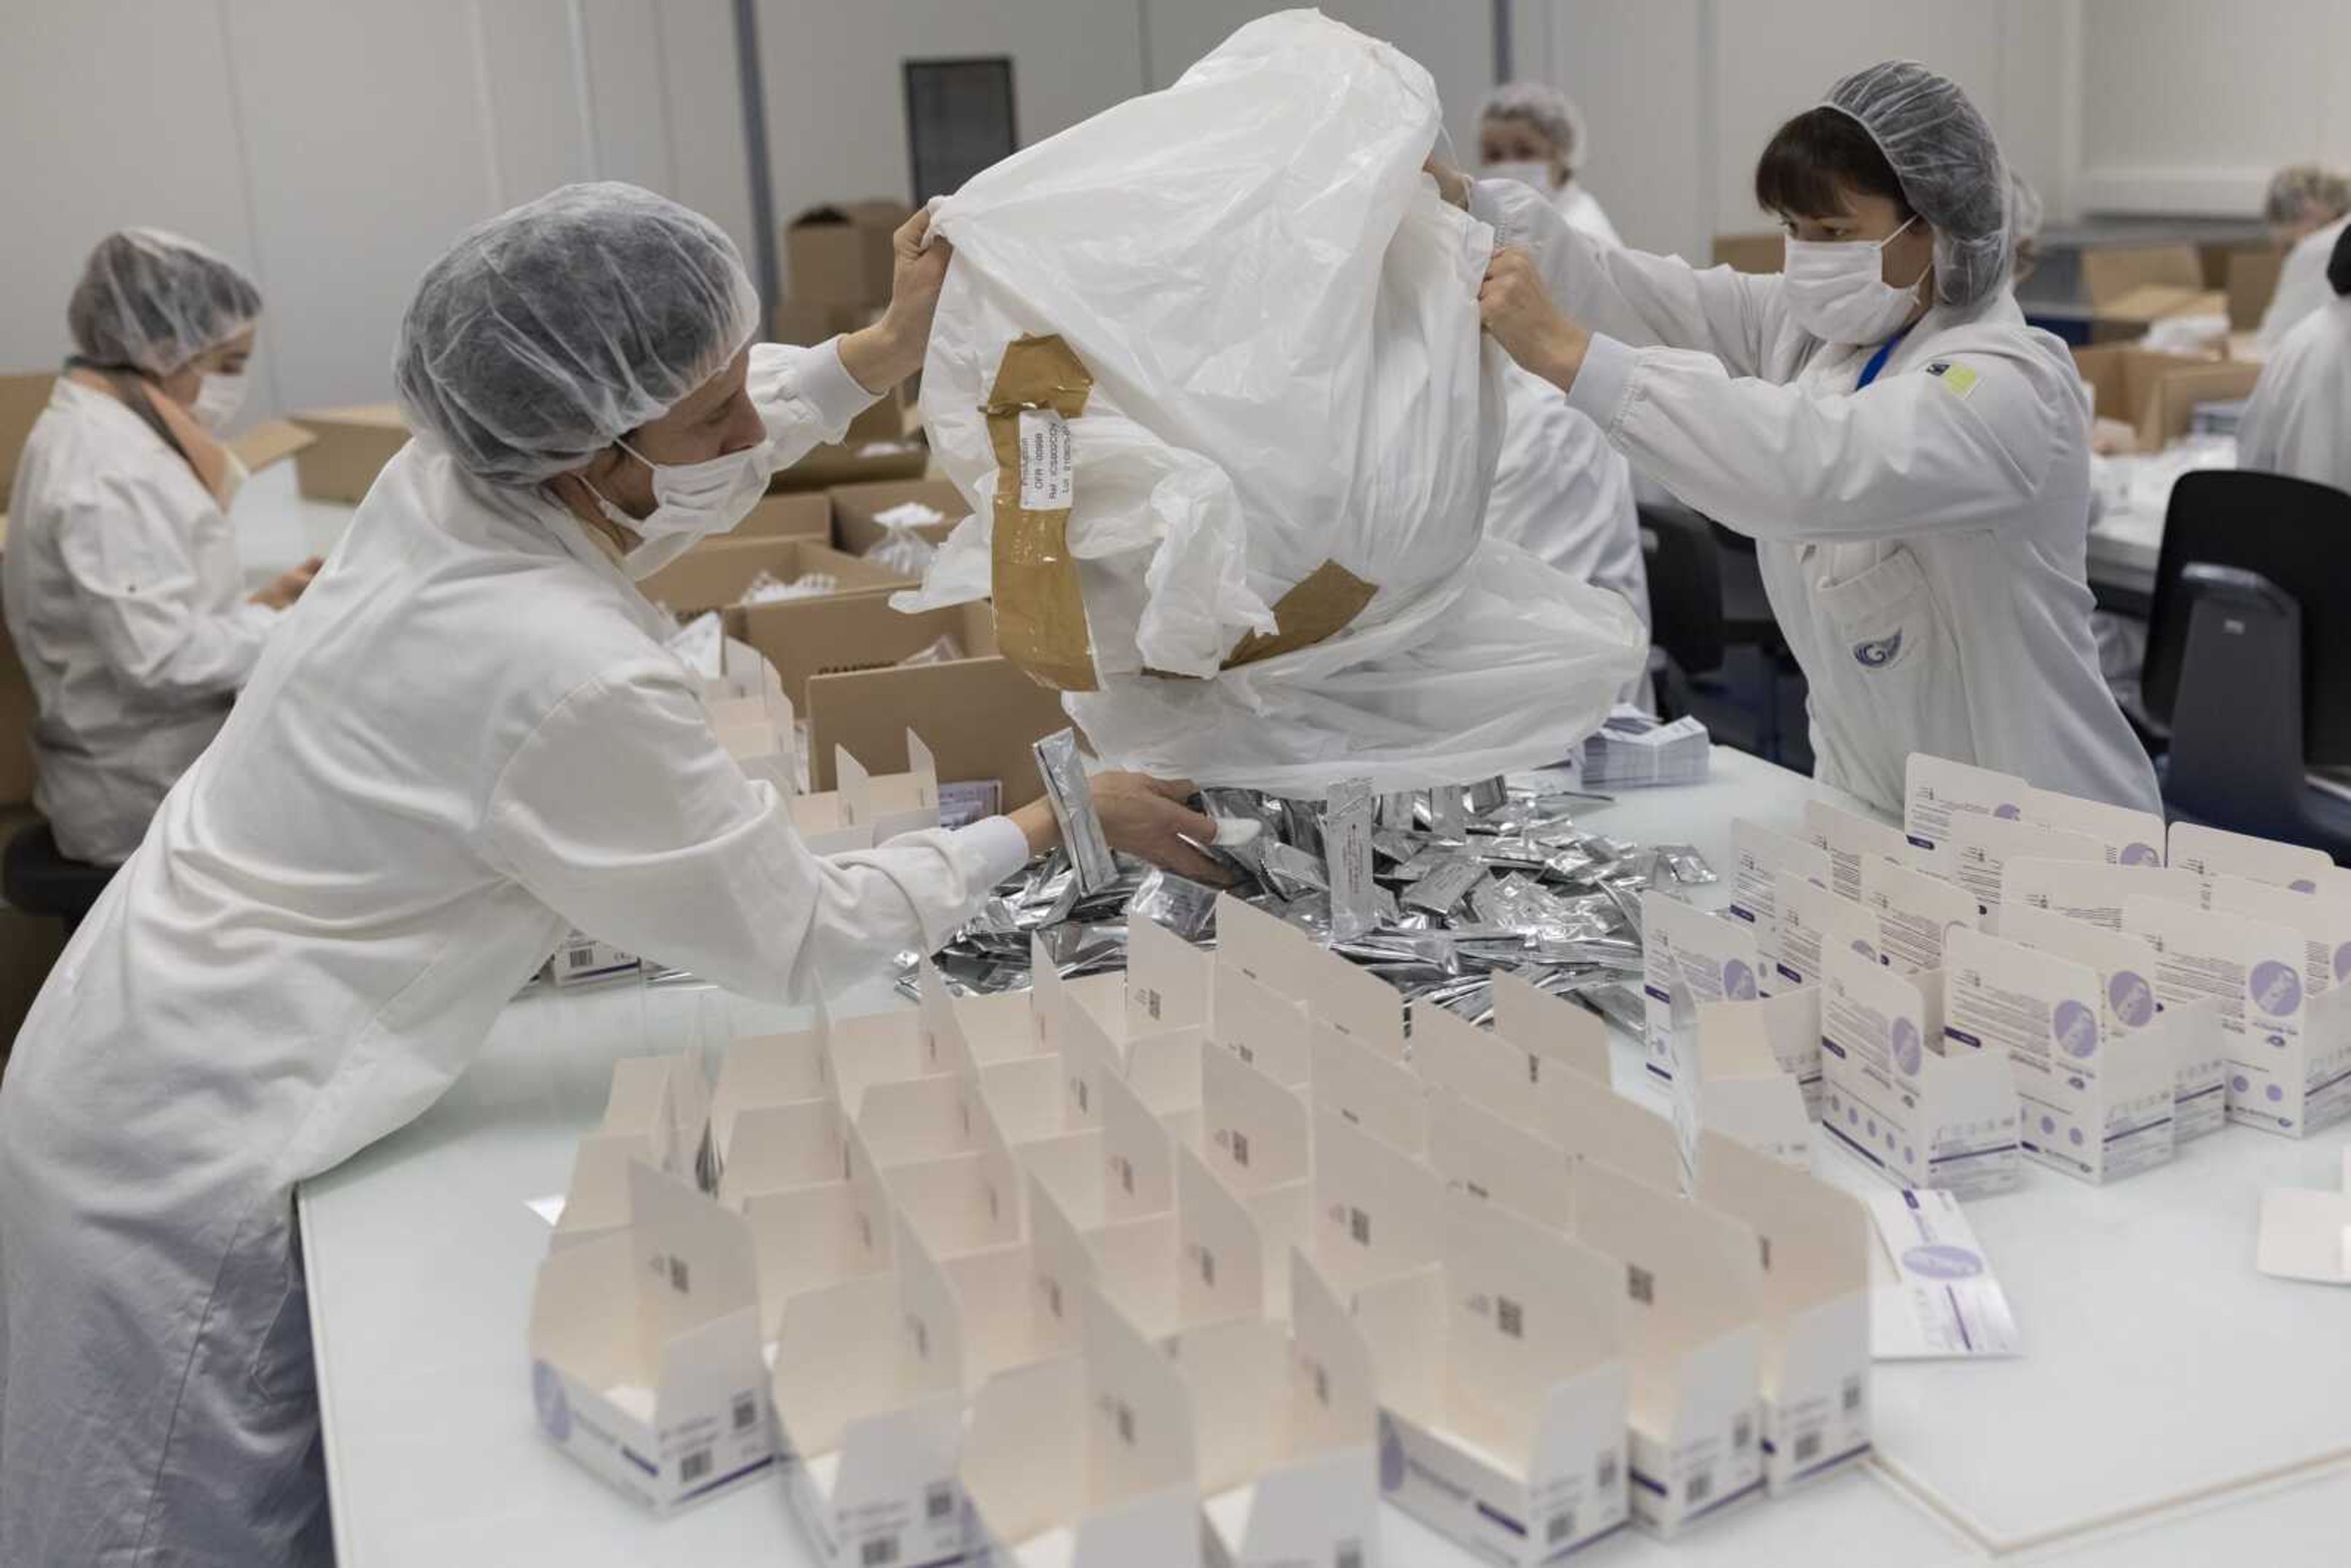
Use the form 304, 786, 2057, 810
1794, 1431, 1824, 1464
1116, 1155, 1134, 1195
667, 1257, 690, 1294
1046, 1277, 1065, 1319
1496, 1296, 1523, 1338
1198, 1248, 1216, 1288
568, 948, 596, 972
1842, 1375, 1864, 1414
1231, 1131, 1250, 1168
1686, 1469, 1713, 1506
1548, 1509, 1576, 1545
680, 1447, 711, 1485
926, 1484, 956, 1522
1115, 1400, 1135, 1447
1349, 1206, 1371, 1246
861, 1534, 899, 1566
1336, 1545, 1363, 1568
1597, 1452, 1619, 1490
1237, 1043, 1255, 1065
1627, 1264, 1654, 1305
1733, 1414, 1754, 1452
1145, 988, 1164, 1020
732, 1393, 758, 1433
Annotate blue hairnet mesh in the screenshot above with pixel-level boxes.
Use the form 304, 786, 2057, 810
67, 229, 261, 376
394, 182, 760, 487
1822, 61, 2010, 312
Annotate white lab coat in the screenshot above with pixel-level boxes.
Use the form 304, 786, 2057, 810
1475, 178, 2161, 817
1554, 182, 1621, 249
2255, 215, 2348, 353
2237, 293, 2351, 495
0, 340, 1030, 1565
1486, 366, 1651, 629
1, 378, 282, 863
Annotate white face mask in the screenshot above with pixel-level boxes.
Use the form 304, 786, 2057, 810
189, 371, 247, 432
587, 437, 776, 580
1482, 159, 1559, 194
1782, 215, 1926, 345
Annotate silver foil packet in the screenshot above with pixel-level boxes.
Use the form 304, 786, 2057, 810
1033, 730, 1117, 894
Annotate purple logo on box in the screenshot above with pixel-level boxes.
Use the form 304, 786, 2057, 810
2108, 972, 2156, 1029
2120, 842, 2161, 866
2290, 878, 2319, 895
2335, 943, 2351, 984
1379, 1414, 1406, 1492
1902, 1244, 1985, 1280
2249, 961, 2303, 1017
2052, 1000, 2098, 1059
532, 1360, 571, 1442
1721, 959, 1758, 1001
1892, 1017, 1922, 1075
1993, 803, 2022, 820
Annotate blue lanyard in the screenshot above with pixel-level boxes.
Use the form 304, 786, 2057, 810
1856, 326, 1911, 389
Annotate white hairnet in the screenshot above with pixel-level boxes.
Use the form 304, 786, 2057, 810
395, 182, 760, 487
1479, 81, 1588, 173
1821, 61, 2009, 312
67, 229, 261, 376
2263, 164, 2351, 228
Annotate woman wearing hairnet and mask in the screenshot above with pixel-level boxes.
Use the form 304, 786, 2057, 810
0, 184, 1217, 1565
1479, 80, 1618, 246
1441, 61, 2159, 817
2237, 221, 2351, 495
1, 230, 321, 868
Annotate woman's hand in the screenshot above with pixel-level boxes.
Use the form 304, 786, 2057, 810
250, 556, 323, 611
1424, 157, 1472, 211
1007, 771, 1231, 885
841, 208, 953, 393
1479, 247, 1591, 394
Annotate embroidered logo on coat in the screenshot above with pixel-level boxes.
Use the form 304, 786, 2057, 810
1853, 630, 1905, 669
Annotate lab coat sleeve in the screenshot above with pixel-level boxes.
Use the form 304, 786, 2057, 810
1472, 176, 1779, 377
51, 475, 277, 700
1566, 333, 2062, 541
482, 659, 1029, 1002
746, 339, 885, 459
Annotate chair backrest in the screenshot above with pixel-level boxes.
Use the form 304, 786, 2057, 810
1637, 502, 1725, 678
2143, 469, 2351, 765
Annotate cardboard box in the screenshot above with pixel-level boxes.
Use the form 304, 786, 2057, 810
1820, 948, 2021, 1198
1569, 1160, 1765, 1536
768, 437, 931, 493
528, 1162, 772, 1512
960, 1288, 1202, 1568
2080, 244, 2226, 341
2069, 345, 2262, 451
1692, 1132, 1870, 1496
1355, 1188, 1630, 1564
639, 536, 906, 619
0, 617, 43, 805
771, 297, 877, 347
804, 656, 1068, 803
829, 477, 969, 558
740, 591, 994, 709
227, 419, 315, 473
0, 372, 56, 498
784, 201, 913, 309
1711, 233, 1783, 274
2227, 248, 2285, 332
288, 403, 409, 503
735, 490, 831, 541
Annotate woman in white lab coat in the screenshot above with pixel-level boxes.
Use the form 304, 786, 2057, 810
2237, 223, 2351, 495
1452, 61, 2160, 817
0, 184, 1217, 1566
2254, 164, 2350, 353
1477, 80, 1620, 246
1, 231, 320, 865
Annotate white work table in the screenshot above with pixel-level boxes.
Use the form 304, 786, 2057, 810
295, 744, 2351, 1567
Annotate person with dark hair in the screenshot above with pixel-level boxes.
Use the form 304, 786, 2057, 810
1436, 60, 2157, 817
1, 230, 321, 865
2237, 221, 2351, 495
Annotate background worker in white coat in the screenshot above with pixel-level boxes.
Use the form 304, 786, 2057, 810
0, 184, 1216, 1566
1478, 80, 1619, 246
1444, 60, 2160, 817
2238, 222, 2351, 495
1, 230, 320, 865
2255, 163, 2351, 352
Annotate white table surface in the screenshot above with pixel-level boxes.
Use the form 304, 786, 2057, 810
296, 745, 2351, 1566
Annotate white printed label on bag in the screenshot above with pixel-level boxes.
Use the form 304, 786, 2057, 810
1017, 408, 1074, 510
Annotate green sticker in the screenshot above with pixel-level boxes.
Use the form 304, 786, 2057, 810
1925, 360, 1979, 399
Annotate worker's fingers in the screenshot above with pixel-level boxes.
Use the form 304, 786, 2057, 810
1159, 831, 1235, 887
896, 208, 932, 255
1141, 775, 1200, 805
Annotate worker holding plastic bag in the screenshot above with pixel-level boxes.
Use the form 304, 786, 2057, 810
901, 10, 1646, 795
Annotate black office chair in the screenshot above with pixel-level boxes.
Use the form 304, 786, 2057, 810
3, 821, 113, 934
2139, 470, 2351, 860
1640, 501, 1802, 762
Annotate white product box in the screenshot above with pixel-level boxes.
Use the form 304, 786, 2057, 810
1943, 923, 2177, 1184
718, 1096, 851, 1210
1011, 1057, 1187, 1236
1867, 1188, 2022, 1358
1820, 949, 2021, 1198
960, 1289, 1202, 1568
549, 929, 643, 988
1309, 1106, 1450, 1300
1727, 819, 1833, 996
2210, 875, 2351, 1002
1289, 937, 1407, 1061
1804, 798, 1911, 904
552, 1056, 708, 1249
2000, 902, 2229, 1142
1532, 1065, 1684, 1196
1570, 1160, 1765, 1537
742, 1135, 891, 1345
529, 1162, 772, 1512
2020, 787, 2167, 866
1309, 1021, 1429, 1155
1425, 1086, 1577, 1232
1678, 1000, 1815, 1169
1119, 912, 1211, 1037
1692, 1131, 1870, 1495
1862, 851, 1979, 975
1903, 754, 2027, 857
768, 1212, 971, 1568
1026, 1150, 1264, 1349
1209, 964, 1312, 1089
1939, 812, 2103, 922
1641, 893, 1763, 1082
709, 1026, 825, 1166
2167, 820, 2334, 890
1216, 893, 1316, 1000
1190, 1045, 1316, 1317
1181, 1255, 1379, 1568
1489, 972, 1613, 1087
2003, 856, 2205, 929
792, 733, 939, 844
2126, 895, 2351, 1137
1354, 1188, 1630, 1564
1411, 1001, 1551, 1136
1770, 870, 1880, 993
2255, 1149, 2351, 1285
816, 997, 936, 1116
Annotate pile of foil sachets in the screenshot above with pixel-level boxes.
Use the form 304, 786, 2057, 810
901, 767, 1719, 1033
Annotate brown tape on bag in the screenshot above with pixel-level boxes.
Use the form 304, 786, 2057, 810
984, 336, 1097, 692
1223, 560, 1377, 669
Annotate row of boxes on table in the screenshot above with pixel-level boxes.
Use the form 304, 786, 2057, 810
528, 889, 1882, 1561
1646, 753, 2351, 1211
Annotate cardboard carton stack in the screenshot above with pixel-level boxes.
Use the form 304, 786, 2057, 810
771, 201, 930, 491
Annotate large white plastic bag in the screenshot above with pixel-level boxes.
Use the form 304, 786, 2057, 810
912, 9, 1645, 792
